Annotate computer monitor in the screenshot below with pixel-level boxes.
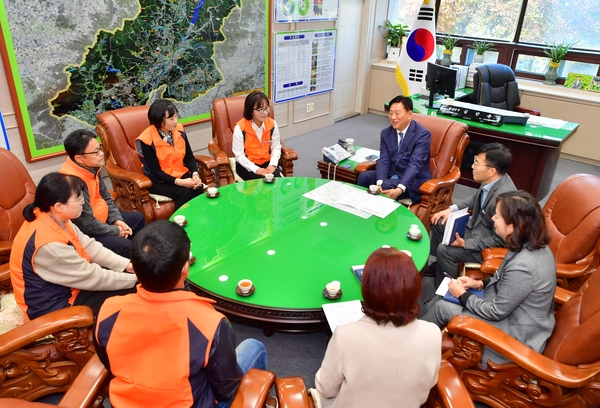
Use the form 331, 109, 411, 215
425, 62, 457, 109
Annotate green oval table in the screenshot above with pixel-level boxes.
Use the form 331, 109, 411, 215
174, 177, 430, 334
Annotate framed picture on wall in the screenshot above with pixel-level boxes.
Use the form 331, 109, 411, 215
0, 0, 269, 162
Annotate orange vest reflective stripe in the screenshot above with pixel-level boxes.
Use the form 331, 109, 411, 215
237, 118, 274, 165
137, 124, 189, 178
60, 158, 108, 223
10, 210, 90, 320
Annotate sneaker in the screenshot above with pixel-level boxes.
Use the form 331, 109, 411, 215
265, 395, 278, 408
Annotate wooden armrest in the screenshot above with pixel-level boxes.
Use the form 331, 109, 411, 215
481, 247, 508, 260
554, 286, 575, 305
0, 306, 94, 355
281, 145, 299, 161
275, 376, 314, 408
105, 160, 152, 189
556, 262, 592, 279
436, 360, 475, 408
0, 240, 12, 256
447, 315, 600, 387
231, 368, 276, 408
208, 140, 231, 166
419, 166, 460, 195
58, 354, 109, 408
0, 262, 10, 282
354, 161, 376, 173
515, 106, 541, 116
0, 400, 55, 407
194, 154, 218, 171
480, 258, 502, 274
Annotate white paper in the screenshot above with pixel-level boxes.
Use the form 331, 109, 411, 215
350, 147, 379, 163
435, 277, 452, 296
322, 300, 364, 333
526, 115, 568, 129
441, 207, 469, 245
336, 190, 400, 218
303, 181, 372, 218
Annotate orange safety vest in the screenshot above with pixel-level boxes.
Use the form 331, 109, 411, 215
237, 118, 275, 165
10, 210, 90, 320
136, 124, 189, 178
60, 158, 109, 223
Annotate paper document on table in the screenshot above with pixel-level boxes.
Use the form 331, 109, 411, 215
350, 147, 379, 163
336, 190, 400, 218
303, 181, 372, 218
527, 116, 567, 129
322, 300, 364, 333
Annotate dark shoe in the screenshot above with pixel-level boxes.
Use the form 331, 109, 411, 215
422, 262, 436, 277
265, 395, 278, 408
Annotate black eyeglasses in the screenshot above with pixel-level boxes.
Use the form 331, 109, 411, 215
80, 144, 104, 156
473, 156, 494, 168
254, 106, 271, 114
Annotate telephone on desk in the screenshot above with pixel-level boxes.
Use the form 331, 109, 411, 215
322, 144, 351, 164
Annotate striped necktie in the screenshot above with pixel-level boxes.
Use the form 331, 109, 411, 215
397, 131, 404, 153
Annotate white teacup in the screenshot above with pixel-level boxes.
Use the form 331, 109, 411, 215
409, 226, 421, 238
400, 249, 412, 257
265, 173, 274, 182
173, 215, 186, 226
207, 187, 218, 197
369, 184, 378, 193
326, 282, 340, 296
238, 279, 253, 294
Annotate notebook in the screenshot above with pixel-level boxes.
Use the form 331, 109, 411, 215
351, 265, 364, 284
442, 208, 470, 245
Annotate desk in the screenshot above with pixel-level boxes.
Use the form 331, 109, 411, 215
175, 177, 429, 334
410, 97, 579, 200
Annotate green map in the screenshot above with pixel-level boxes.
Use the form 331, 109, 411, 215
1, 0, 267, 158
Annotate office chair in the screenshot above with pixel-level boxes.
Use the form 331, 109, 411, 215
472, 64, 540, 116
209, 96, 298, 186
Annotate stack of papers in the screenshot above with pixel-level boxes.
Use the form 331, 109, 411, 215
322, 300, 364, 333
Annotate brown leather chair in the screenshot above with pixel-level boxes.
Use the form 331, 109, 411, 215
0, 148, 36, 265
209, 96, 298, 186
466, 174, 600, 290
0, 305, 97, 402
0, 362, 275, 408
274, 359, 474, 408
355, 114, 469, 231
444, 268, 600, 408
96, 106, 218, 224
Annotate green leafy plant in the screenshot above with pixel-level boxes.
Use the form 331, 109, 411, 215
378, 20, 409, 48
441, 34, 460, 51
471, 40, 495, 55
543, 41, 578, 63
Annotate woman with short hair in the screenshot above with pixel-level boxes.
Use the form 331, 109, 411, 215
136, 99, 203, 209
231, 91, 282, 180
314, 248, 441, 407
422, 190, 556, 365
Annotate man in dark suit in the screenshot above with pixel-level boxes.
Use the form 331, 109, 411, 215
357, 96, 431, 203
429, 143, 516, 287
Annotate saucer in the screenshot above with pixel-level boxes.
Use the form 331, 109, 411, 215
189, 256, 196, 265
263, 178, 275, 184
367, 190, 379, 195
207, 192, 220, 199
406, 232, 423, 241
236, 285, 255, 297
322, 288, 342, 300
176, 220, 188, 227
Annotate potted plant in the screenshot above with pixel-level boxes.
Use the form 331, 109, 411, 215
543, 41, 577, 85
440, 34, 459, 66
379, 20, 409, 61
471, 40, 495, 63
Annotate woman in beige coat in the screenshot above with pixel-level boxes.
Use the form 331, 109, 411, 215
315, 248, 441, 407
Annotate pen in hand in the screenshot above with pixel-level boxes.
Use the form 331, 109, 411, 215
443, 272, 455, 281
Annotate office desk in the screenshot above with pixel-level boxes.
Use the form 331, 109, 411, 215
175, 177, 429, 334
410, 97, 579, 200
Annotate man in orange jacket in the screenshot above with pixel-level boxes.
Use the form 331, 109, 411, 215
61, 129, 145, 257
95, 220, 267, 408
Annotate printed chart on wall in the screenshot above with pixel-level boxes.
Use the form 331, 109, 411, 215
274, 29, 337, 103
274, 0, 339, 22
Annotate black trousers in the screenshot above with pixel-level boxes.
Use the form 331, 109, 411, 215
235, 161, 281, 181
94, 211, 145, 258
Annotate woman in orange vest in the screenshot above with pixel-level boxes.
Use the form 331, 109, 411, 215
232, 91, 282, 180
136, 99, 203, 209
9, 173, 137, 320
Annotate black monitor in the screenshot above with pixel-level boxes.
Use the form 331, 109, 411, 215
425, 62, 457, 109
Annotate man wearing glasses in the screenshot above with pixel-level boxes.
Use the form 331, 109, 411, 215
232, 91, 282, 180
427, 143, 516, 289
60, 129, 145, 257
357, 95, 431, 203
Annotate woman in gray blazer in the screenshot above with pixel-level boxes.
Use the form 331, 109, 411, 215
422, 190, 556, 365
315, 248, 441, 407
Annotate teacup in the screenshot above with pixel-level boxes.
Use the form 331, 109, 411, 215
326, 282, 340, 297
238, 279, 253, 294
409, 226, 421, 238
265, 173, 274, 182
207, 187, 218, 197
369, 184, 378, 194
173, 215, 186, 226
400, 249, 412, 257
